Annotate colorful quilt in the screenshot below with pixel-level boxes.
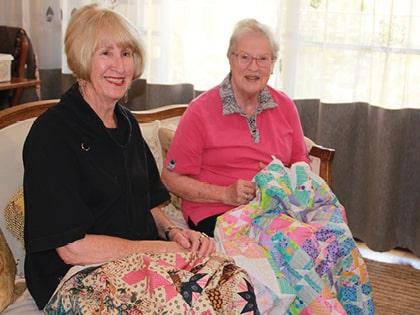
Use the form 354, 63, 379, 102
215, 158, 375, 315
45, 252, 260, 314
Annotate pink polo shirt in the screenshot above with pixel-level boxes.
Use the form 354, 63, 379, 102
164, 84, 309, 225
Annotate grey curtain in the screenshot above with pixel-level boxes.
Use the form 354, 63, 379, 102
296, 100, 420, 258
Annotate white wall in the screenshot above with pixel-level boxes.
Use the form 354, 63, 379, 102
0, 0, 23, 28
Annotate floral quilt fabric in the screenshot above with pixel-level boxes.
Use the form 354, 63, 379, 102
215, 158, 375, 315
44, 252, 260, 315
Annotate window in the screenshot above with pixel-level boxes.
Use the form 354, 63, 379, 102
286, 0, 420, 108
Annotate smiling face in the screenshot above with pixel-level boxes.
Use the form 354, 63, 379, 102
85, 38, 135, 107
228, 32, 274, 103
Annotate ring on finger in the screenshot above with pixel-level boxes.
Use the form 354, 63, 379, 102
199, 232, 209, 242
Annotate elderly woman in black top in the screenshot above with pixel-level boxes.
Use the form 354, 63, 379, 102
23, 3, 215, 310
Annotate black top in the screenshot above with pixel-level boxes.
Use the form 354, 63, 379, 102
23, 83, 170, 309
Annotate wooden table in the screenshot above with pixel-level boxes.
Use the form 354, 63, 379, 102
0, 77, 40, 106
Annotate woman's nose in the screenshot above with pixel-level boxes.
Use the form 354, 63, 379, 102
112, 54, 125, 72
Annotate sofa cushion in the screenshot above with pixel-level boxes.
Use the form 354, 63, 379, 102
139, 120, 163, 171
158, 126, 175, 160
159, 116, 180, 129
4, 187, 24, 247
0, 226, 17, 313
158, 127, 182, 210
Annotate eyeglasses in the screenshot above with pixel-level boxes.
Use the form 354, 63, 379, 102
231, 52, 273, 67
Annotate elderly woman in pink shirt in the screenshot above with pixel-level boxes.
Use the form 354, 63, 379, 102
161, 18, 309, 237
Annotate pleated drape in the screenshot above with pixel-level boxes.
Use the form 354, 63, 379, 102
296, 100, 420, 257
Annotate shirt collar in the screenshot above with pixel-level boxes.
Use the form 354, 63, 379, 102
219, 73, 278, 115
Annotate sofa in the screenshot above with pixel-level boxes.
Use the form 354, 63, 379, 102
0, 99, 334, 314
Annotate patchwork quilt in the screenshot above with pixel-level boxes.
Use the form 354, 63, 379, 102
45, 252, 260, 314
215, 158, 375, 315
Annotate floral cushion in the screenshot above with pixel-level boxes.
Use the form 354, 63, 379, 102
4, 187, 24, 247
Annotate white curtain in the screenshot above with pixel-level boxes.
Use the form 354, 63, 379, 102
113, 0, 283, 91
287, 0, 420, 109
3, 0, 418, 108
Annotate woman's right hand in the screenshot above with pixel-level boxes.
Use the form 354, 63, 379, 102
224, 179, 256, 206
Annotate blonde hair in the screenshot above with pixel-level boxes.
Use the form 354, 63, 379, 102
65, 3, 145, 81
227, 18, 279, 61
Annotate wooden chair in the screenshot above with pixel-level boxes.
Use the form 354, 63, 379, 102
0, 26, 37, 106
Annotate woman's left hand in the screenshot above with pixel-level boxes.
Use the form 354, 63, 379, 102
172, 229, 216, 257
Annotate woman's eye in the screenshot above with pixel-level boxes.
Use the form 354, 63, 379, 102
122, 50, 132, 57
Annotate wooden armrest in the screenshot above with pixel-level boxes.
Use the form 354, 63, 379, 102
0, 99, 59, 129
132, 104, 187, 123
309, 144, 335, 187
